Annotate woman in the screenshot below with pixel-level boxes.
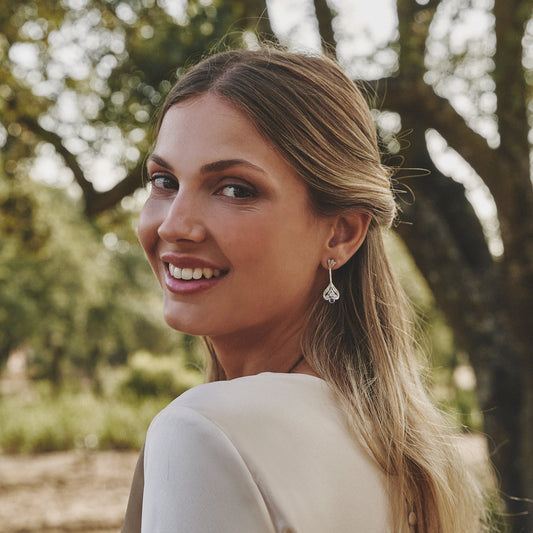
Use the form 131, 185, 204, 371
122, 48, 486, 532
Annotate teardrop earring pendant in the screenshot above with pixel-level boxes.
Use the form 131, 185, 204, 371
322, 259, 340, 303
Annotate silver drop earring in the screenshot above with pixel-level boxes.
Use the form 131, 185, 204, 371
322, 259, 340, 303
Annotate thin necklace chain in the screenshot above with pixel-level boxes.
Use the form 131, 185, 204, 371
287, 355, 305, 373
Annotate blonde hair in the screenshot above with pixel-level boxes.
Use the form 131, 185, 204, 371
158, 48, 487, 532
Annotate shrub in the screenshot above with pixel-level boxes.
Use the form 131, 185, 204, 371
0, 350, 202, 454
118, 351, 201, 400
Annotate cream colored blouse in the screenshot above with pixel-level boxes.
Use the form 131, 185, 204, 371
122, 372, 392, 532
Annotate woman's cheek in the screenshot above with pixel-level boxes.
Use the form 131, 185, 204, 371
137, 202, 161, 261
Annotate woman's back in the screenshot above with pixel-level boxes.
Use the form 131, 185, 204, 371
137, 373, 391, 532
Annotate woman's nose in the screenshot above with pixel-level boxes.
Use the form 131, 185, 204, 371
157, 194, 207, 244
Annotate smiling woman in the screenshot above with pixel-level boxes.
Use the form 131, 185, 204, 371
122, 48, 487, 533
138, 94, 345, 367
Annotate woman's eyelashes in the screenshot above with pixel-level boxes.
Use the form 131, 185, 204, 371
147, 171, 258, 199
149, 174, 178, 191
216, 183, 257, 199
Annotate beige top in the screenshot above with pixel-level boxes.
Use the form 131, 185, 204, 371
122, 372, 391, 533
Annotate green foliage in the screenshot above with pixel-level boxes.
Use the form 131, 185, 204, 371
0, 352, 202, 454
118, 350, 202, 399
0, 171, 184, 381
0, 390, 167, 453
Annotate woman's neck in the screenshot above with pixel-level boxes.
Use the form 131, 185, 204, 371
207, 321, 317, 379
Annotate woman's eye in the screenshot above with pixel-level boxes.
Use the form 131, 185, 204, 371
217, 184, 256, 199
149, 175, 178, 190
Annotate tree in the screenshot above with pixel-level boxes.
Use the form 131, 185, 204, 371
2, 0, 531, 529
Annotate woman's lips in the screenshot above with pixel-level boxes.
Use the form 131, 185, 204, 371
159, 253, 229, 294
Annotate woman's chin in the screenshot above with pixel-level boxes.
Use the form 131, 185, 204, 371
162, 305, 222, 337
163, 314, 206, 336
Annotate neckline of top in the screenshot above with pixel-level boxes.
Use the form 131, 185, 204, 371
231, 371, 326, 384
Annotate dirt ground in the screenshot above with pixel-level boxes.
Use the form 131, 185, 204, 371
0, 434, 490, 533
0, 450, 139, 533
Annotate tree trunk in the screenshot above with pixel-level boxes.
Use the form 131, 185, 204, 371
395, 121, 528, 532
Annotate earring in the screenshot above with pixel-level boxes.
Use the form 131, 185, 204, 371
322, 259, 340, 303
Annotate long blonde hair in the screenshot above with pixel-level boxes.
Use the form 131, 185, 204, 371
158, 47, 487, 532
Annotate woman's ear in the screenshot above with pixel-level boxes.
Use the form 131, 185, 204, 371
322, 212, 371, 269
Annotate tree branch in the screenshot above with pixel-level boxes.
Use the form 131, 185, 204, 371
396, 119, 494, 277
396, 0, 437, 77
312, 0, 336, 55
84, 166, 143, 216
19, 116, 143, 217
19, 116, 96, 199
380, 78, 500, 193
242, 0, 277, 40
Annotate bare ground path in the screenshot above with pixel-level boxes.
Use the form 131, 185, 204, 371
0, 450, 138, 533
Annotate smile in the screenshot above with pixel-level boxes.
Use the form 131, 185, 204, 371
168, 264, 223, 281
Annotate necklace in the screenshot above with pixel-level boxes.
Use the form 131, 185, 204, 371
287, 355, 305, 373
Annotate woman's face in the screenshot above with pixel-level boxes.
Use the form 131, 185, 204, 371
138, 93, 333, 341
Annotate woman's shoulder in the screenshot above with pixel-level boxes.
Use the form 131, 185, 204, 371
161, 372, 333, 426
150, 372, 374, 471
181, 371, 328, 400
147, 371, 347, 464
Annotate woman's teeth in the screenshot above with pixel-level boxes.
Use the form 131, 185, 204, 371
168, 265, 221, 281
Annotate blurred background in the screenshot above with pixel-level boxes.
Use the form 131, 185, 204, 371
0, 0, 531, 531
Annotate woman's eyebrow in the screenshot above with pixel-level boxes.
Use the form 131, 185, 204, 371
147, 153, 173, 170
200, 159, 266, 174
147, 155, 266, 175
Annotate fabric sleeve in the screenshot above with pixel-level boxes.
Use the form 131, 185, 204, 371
141, 405, 276, 533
